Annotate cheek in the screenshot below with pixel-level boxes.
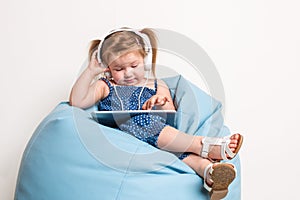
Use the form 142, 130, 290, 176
111, 72, 122, 81
135, 66, 145, 75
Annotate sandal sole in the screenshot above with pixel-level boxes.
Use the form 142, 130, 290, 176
210, 164, 236, 200
234, 134, 243, 156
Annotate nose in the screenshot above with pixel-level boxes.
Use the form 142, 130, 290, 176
124, 67, 133, 78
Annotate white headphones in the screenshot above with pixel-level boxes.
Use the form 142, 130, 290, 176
96, 28, 152, 71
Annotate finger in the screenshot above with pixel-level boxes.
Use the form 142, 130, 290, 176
147, 101, 154, 110
91, 50, 98, 59
150, 97, 157, 107
161, 99, 167, 106
142, 101, 151, 110
156, 97, 162, 104
142, 101, 150, 110
158, 96, 168, 105
166, 96, 172, 102
159, 96, 167, 103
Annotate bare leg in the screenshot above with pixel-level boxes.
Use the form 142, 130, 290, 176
156, 126, 241, 160
182, 153, 212, 180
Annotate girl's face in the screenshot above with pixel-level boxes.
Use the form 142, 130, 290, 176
108, 51, 146, 86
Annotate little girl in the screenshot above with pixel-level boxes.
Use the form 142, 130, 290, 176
69, 28, 243, 200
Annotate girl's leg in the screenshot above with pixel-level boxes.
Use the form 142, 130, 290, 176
182, 153, 212, 179
156, 126, 241, 160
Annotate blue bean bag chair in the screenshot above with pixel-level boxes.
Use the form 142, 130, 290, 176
14, 75, 241, 200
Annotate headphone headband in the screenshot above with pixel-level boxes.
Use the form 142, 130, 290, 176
96, 28, 152, 70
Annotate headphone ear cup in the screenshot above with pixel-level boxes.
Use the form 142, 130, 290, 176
144, 54, 152, 71
104, 71, 112, 78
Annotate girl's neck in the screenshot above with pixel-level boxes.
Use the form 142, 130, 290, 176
110, 78, 155, 89
110, 78, 147, 87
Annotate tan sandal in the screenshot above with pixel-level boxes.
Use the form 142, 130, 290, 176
201, 133, 243, 161
203, 163, 236, 200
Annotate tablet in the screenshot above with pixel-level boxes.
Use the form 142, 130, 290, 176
91, 110, 176, 128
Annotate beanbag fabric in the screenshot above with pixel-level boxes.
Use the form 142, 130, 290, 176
15, 75, 241, 200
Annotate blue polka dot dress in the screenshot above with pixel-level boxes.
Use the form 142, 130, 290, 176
98, 78, 167, 147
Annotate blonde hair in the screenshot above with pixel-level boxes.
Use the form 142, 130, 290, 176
88, 28, 158, 75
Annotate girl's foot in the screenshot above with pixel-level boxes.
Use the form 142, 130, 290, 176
204, 163, 236, 200
201, 133, 243, 161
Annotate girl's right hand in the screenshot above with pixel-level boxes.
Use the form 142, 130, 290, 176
142, 94, 172, 110
88, 50, 109, 76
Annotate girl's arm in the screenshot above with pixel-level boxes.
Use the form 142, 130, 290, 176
69, 51, 109, 109
142, 79, 176, 110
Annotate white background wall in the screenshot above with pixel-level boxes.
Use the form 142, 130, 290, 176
1, 0, 299, 199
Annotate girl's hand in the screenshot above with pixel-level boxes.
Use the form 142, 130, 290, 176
88, 50, 110, 76
142, 94, 172, 110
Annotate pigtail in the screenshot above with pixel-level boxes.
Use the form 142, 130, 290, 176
88, 39, 101, 61
140, 28, 158, 76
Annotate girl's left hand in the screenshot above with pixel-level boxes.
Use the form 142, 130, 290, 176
142, 94, 172, 110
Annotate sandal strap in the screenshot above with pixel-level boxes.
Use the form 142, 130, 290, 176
203, 163, 214, 192
223, 137, 235, 159
201, 136, 236, 161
